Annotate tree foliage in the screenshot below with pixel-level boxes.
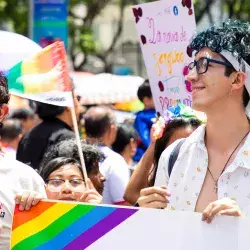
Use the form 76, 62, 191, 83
0, 0, 250, 71
0, 0, 28, 35
194, 0, 250, 24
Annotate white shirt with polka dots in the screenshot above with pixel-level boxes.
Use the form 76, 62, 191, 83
155, 125, 250, 214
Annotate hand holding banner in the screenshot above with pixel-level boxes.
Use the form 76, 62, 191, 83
11, 201, 250, 250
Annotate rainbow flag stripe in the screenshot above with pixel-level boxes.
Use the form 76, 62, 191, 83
6, 41, 73, 107
11, 201, 138, 250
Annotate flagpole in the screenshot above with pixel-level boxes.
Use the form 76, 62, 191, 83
70, 94, 89, 189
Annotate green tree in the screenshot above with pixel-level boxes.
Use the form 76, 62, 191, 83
194, 0, 250, 24
0, 0, 250, 71
223, 0, 250, 20
0, 0, 28, 35
0, 0, 144, 71
68, 0, 151, 71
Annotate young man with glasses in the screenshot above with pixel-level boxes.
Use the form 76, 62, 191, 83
137, 20, 250, 223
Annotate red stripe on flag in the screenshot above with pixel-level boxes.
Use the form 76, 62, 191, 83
12, 201, 56, 230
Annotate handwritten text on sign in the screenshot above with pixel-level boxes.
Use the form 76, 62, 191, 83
133, 0, 196, 114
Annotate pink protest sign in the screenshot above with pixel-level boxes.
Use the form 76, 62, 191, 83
133, 0, 196, 114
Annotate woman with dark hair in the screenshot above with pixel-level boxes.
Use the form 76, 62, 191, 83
112, 124, 138, 174
15, 157, 103, 211
40, 139, 106, 195
124, 112, 202, 205
150, 117, 201, 185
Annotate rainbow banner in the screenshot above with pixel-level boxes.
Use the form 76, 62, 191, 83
11, 200, 250, 250
11, 201, 138, 250
6, 41, 73, 107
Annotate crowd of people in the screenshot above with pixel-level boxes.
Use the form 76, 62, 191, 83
1, 19, 250, 248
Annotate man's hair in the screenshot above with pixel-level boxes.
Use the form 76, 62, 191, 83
40, 157, 83, 182
35, 102, 65, 120
112, 124, 138, 154
9, 108, 35, 120
189, 19, 250, 107
0, 119, 22, 142
137, 80, 152, 102
39, 139, 105, 174
84, 106, 116, 138
0, 73, 10, 105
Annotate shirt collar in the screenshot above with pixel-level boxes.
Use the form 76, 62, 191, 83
186, 124, 206, 149
186, 124, 250, 171
44, 117, 73, 131
229, 133, 250, 172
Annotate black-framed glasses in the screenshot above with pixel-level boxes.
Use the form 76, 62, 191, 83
188, 57, 234, 74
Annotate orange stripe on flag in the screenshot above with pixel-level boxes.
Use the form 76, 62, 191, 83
12, 201, 56, 230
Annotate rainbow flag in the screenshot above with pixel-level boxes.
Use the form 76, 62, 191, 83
11, 201, 138, 250
6, 41, 73, 107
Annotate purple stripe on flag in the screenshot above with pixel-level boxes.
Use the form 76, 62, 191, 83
64, 208, 138, 250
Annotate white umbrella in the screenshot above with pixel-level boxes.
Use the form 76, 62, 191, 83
0, 30, 42, 72
72, 72, 145, 105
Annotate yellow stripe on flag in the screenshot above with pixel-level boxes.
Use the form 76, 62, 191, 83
11, 202, 77, 248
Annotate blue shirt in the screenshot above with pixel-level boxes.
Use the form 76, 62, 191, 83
134, 109, 156, 161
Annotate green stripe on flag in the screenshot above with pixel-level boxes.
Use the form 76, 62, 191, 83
7, 62, 24, 94
12, 204, 95, 250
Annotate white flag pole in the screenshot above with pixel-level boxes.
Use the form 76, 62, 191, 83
70, 93, 89, 189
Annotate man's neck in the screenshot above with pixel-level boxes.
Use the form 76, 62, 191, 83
205, 106, 250, 152
144, 107, 154, 110
87, 137, 111, 147
121, 150, 132, 166
56, 114, 73, 130
1, 141, 17, 150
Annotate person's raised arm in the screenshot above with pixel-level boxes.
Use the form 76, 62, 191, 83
134, 114, 151, 148
124, 126, 158, 204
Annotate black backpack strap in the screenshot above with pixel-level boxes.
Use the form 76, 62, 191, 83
168, 139, 185, 177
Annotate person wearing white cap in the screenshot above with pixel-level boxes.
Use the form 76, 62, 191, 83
137, 19, 250, 223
